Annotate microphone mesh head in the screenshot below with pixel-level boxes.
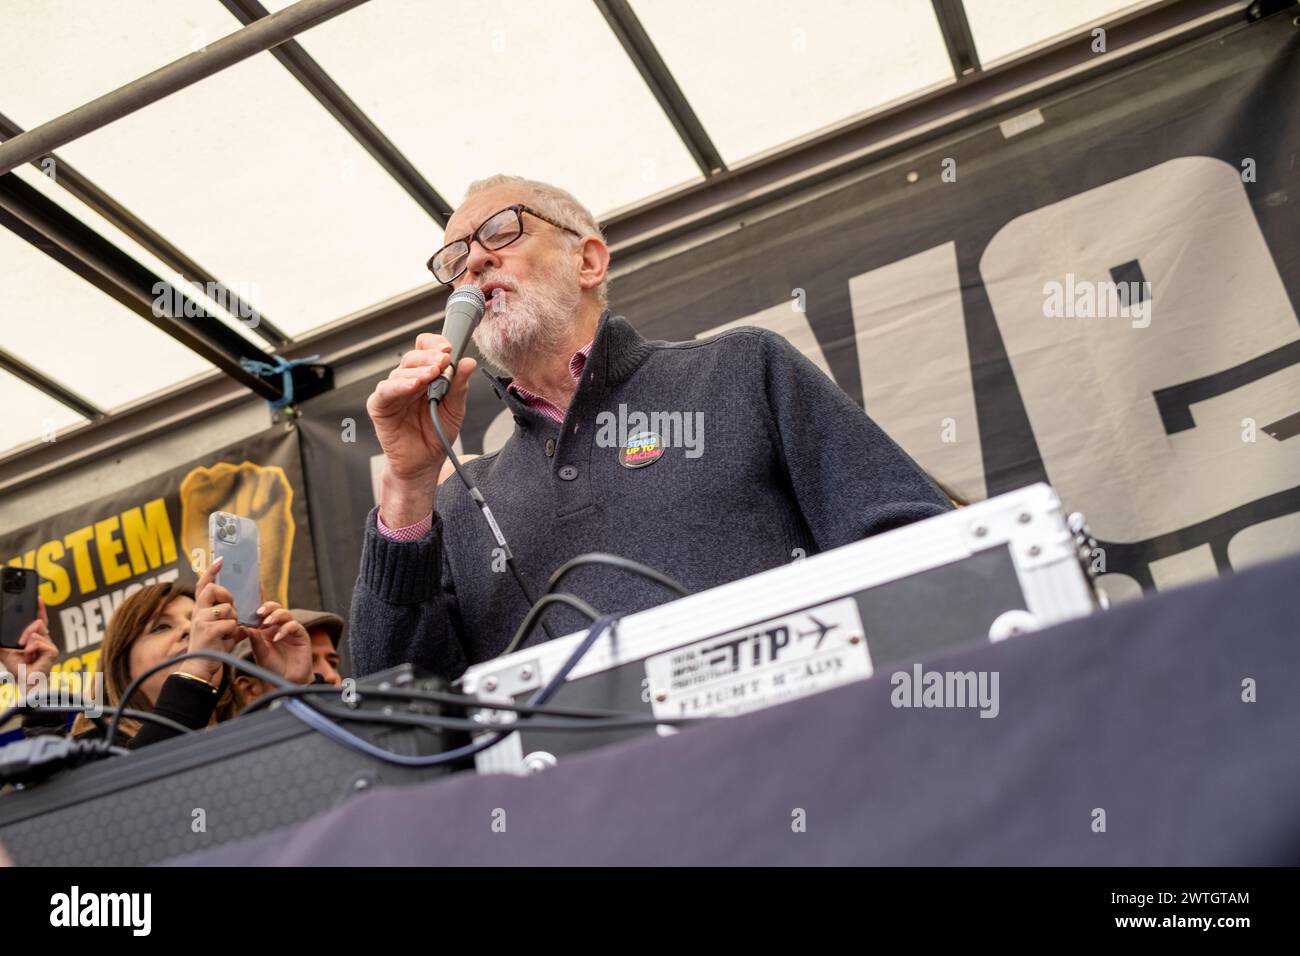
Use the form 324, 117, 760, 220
447, 285, 486, 310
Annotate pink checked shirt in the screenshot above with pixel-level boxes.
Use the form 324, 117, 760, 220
377, 339, 594, 540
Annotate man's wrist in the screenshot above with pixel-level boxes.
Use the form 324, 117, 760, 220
379, 465, 438, 529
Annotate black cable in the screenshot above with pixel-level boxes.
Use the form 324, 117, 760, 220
499, 592, 604, 658
427, 397, 558, 643
39, 707, 188, 738
284, 615, 624, 767
0, 703, 191, 784
301, 698, 700, 734
14, 653, 657, 750
544, 553, 690, 599
239, 680, 647, 721
7, 620, 689, 778
429, 391, 690, 654
105, 650, 294, 750
2, 702, 192, 738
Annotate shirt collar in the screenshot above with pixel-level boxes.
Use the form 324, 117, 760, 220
482, 309, 656, 422
505, 339, 594, 409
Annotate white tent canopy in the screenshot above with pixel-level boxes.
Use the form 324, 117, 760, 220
0, 0, 1161, 460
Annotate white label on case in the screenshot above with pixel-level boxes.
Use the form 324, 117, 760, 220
645, 597, 871, 719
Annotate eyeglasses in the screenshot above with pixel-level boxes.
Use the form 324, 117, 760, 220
426, 204, 583, 285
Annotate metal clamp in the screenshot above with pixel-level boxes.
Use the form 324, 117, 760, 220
965, 492, 1074, 571
463, 657, 544, 726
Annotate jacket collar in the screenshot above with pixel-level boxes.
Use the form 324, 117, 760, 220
480, 309, 655, 421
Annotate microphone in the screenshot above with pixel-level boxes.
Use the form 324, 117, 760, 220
420, 282, 553, 641
427, 284, 486, 404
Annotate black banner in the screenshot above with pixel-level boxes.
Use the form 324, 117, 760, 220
0, 425, 320, 715
295, 386, 388, 675
301, 15, 1300, 617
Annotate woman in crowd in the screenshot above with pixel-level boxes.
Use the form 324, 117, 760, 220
17, 556, 315, 748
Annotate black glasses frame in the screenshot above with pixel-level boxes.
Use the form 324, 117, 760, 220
426, 203, 584, 285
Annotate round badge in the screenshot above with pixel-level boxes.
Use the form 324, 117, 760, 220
620, 431, 663, 469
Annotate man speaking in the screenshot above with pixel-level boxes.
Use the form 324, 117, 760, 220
349, 174, 952, 679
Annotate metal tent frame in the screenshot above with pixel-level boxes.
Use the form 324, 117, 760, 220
0, 0, 1270, 494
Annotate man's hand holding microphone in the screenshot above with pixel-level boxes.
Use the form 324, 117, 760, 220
366, 285, 486, 529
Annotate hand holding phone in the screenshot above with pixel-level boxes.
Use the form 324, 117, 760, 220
186, 556, 243, 684
0, 587, 57, 692
0, 567, 39, 650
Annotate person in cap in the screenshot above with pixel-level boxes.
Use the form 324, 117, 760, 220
295, 608, 344, 688
231, 608, 345, 709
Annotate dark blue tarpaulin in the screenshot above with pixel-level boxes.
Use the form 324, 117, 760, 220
175, 552, 1300, 866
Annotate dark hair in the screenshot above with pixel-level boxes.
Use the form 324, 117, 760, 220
71, 582, 237, 737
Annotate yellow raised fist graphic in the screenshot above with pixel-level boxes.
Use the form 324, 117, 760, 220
179, 460, 295, 607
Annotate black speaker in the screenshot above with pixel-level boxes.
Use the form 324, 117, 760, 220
0, 665, 469, 865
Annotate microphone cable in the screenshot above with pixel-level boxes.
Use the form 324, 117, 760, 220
425, 401, 557, 643
424, 281, 556, 640
424, 291, 691, 651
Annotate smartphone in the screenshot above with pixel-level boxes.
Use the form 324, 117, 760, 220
0, 566, 39, 649
208, 511, 261, 626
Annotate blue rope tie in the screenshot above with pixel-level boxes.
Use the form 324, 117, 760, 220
239, 354, 320, 410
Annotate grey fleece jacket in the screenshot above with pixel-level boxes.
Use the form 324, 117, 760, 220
349, 309, 952, 680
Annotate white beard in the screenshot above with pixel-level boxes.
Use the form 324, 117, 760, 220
472, 256, 582, 378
